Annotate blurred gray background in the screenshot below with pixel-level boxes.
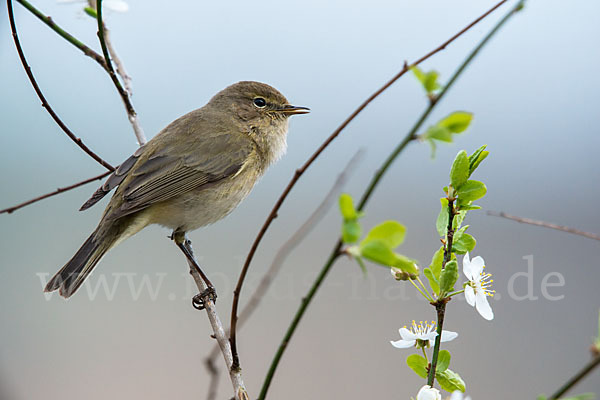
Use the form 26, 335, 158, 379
1, 1, 599, 399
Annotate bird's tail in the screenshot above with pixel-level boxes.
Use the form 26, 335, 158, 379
45, 225, 119, 298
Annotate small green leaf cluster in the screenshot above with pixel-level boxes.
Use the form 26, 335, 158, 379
411, 65, 442, 96
338, 194, 418, 277
411, 66, 474, 157
406, 351, 465, 393
423, 146, 489, 298
84, 7, 98, 18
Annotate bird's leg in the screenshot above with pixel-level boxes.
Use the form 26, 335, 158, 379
171, 231, 217, 310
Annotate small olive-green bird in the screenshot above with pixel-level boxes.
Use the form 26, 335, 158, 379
45, 81, 309, 298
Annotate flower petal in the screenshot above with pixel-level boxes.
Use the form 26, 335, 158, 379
450, 392, 463, 400
462, 252, 473, 280
470, 255, 485, 276
440, 330, 458, 342
422, 331, 438, 341
399, 327, 417, 340
416, 385, 442, 400
105, 0, 129, 12
475, 292, 494, 320
390, 339, 415, 348
465, 285, 475, 307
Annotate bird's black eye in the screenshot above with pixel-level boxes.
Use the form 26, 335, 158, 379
253, 97, 267, 108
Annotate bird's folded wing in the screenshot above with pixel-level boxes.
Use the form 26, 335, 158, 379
107, 135, 254, 220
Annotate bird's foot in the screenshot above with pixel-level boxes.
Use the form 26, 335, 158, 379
192, 286, 217, 310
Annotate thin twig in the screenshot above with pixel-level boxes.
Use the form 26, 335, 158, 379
7, 0, 115, 172
15, 0, 108, 69
95, 0, 146, 145
487, 211, 600, 242
204, 151, 363, 400
229, 0, 511, 369
178, 238, 248, 400
548, 355, 600, 400
258, 2, 524, 397
0, 171, 111, 215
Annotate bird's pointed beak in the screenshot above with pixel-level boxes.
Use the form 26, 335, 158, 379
278, 104, 310, 115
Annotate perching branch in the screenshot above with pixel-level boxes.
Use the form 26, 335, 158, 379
258, 2, 525, 398
7, 0, 115, 172
229, 0, 511, 369
204, 150, 363, 400
487, 211, 600, 242
0, 170, 111, 215
176, 237, 249, 400
95, 0, 146, 145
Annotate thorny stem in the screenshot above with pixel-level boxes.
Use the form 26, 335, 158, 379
229, 0, 510, 370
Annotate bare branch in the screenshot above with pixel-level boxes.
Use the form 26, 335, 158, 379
15, 0, 108, 68
7, 0, 115, 171
204, 150, 363, 400
0, 171, 112, 215
178, 238, 248, 400
258, 1, 524, 397
230, 0, 510, 370
487, 211, 600, 242
95, 0, 147, 145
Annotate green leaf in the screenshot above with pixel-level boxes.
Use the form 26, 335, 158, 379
453, 233, 476, 254
424, 125, 453, 142
457, 180, 487, 202
450, 150, 470, 190
411, 66, 441, 94
359, 240, 418, 275
436, 350, 451, 372
342, 220, 362, 244
360, 240, 396, 266
468, 145, 489, 173
436, 198, 449, 237
406, 354, 428, 379
458, 204, 481, 211
424, 268, 440, 294
429, 246, 444, 280
439, 112, 473, 133
84, 7, 98, 18
439, 260, 458, 295
339, 193, 357, 220
436, 369, 466, 393
453, 210, 467, 230
361, 221, 406, 249
394, 253, 420, 275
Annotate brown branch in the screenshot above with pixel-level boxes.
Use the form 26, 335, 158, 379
229, 0, 510, 369
204, 150, 362, 399
95, 0, 146, 145
7, 0, 115, 172
0, 171, 112, 215
487, 211, 600, 242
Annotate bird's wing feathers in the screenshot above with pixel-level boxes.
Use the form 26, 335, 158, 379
79, 145, 146, 211
105, 134, 254, 220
